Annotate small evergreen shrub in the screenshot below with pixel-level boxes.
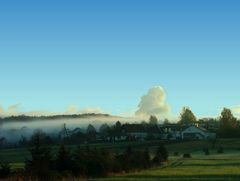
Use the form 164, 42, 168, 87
183, 153, 191, 158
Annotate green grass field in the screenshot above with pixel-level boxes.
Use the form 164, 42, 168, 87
1, 139, 240, 180
90, 152, 240, 181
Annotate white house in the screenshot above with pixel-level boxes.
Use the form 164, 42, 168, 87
181, 126, 216, 140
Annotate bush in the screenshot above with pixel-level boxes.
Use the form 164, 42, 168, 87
55, 145, 73, 173
71, 147, 87, 177
121, 146, 134, 172
173, 152, 179, 156
217, 146, 224, 154
86, 159, 106, 177
25, 133, 54, 181
114, 146, 153, 172
131, 150, 149, 170
0, 163, 11, 178
85, 149, 109, 177
183, 153, 191, 158
143, 148, 151, 168
152, 144, 168, 165
203, 148, 210, 155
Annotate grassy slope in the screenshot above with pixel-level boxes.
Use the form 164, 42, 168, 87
91, 153, 240, 181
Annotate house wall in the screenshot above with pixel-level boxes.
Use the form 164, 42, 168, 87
181, 126, 208, 140
129, 132, 148, 138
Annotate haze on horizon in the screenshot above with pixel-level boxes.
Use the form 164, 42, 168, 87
0, 0, 240, 119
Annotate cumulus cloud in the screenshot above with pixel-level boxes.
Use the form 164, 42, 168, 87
135, 86, 171, 119
232, 105, 240, 114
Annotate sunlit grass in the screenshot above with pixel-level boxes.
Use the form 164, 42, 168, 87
89, 152, 240, 181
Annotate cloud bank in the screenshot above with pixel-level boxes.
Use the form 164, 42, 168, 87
0, 104, 106, 117
135, 86, 171, 119
65, 105, 105, 115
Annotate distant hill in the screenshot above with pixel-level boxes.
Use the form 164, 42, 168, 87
0, 113, 113, 123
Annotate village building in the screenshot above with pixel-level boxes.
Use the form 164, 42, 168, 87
181, 125, 216, 140
161, 124, 216, 140
122, 124, 164, 141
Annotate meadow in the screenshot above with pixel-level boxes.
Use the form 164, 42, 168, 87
1, 139, 240, 180
89, 139, 240, 181
91, 154, 240, 181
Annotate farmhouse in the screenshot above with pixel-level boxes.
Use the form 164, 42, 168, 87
122, 124, 164, 141
181, 125, 216, 140
160, 124, 216, 140
101, 123, 216, 142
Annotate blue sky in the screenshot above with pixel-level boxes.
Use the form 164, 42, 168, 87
0, 0, 240, 118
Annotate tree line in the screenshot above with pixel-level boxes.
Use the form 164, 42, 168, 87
178, 107, 240, 138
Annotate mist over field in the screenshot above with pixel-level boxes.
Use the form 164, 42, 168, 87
0, 115, 135, 142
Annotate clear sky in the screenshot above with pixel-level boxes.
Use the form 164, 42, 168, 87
0, 0, 240, 118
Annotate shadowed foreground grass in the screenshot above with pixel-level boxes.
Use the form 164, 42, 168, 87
2, 138, 240, 164
2, 139, 240, 180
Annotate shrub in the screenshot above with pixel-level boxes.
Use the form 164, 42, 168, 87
183, 153, 191, 158
217, 146, 224, 154
55, 145, 73, 173
85, 149, 108, 177
86, 158, 106, 177
115, 147, 153, 172
173, 152, 179, 156
152, 144, 168, 165
25, 133, 54, 181
0, 163, 11, 179
71, 147, 87, 177
203, 148, 210, 155
143, 148, 151, 168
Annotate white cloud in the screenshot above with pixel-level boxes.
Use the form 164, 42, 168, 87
0, 103, 106, 117
0, 106, 4, 114
8, 103, 22, 113
232, 105, 240, 114
135, 86, 171, 119
65, 105, 79, 114
78, 107, 105, 114
0, 104, 51, 117
65, 105, 106, 115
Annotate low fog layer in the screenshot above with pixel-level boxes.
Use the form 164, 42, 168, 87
0, 115, 136, 143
